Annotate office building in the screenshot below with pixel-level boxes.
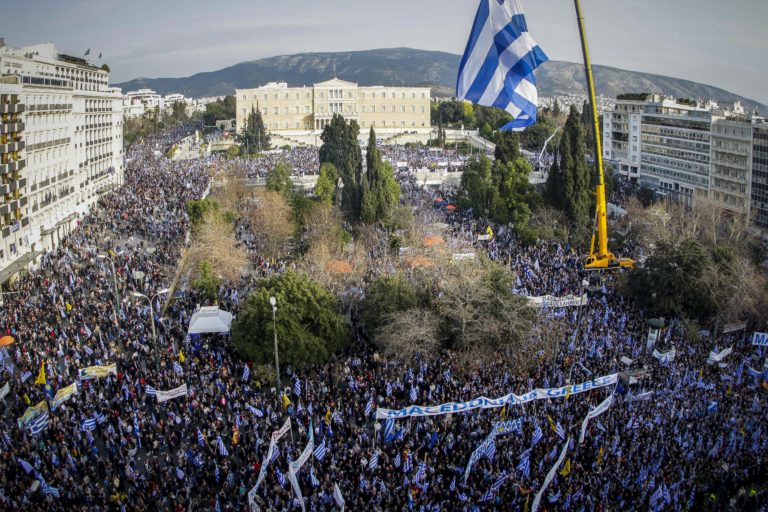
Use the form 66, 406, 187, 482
0, 40, 124, 279
752, 119, 768, 229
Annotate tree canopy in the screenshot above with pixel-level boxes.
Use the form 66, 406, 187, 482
319, 115, 363, 221
266, 160, 293, 196
238, 106, 270, 155
361, 127, 401, 224
231, 271, 349, 367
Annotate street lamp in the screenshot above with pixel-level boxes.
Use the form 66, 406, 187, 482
270, 296, 281, 391
97, 251, 124, 322
131, 288, 170, 370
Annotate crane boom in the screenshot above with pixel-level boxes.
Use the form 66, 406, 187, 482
573, 0, 635, 270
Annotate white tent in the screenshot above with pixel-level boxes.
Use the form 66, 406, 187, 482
187, 306, 233, 334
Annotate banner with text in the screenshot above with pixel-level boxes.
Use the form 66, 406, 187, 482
51, 382, 79, 410
376, 374, 618, 420
156, 384, 188, 403
528, 294, 587, 308
78, 363, 117, 380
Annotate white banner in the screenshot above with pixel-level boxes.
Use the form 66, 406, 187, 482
0, 381, 9, 401
464, 430, 496, 483
376, 373, 618, 420
528, 294, 587, 308
254, 418, 292, 489
156, 384, 188, 403
707, 346, 733, 365
722, 321, 746, 334
652, 347, 676, 364
532, 436, 571, 512
579, 395, 613, 443
288, 439, 313, 512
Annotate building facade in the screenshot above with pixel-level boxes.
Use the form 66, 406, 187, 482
752, 119, 768, 229
235, 78, 431, 137
604, 95, 753, 203
0, 78, 28, 271
0, 40, 124, 278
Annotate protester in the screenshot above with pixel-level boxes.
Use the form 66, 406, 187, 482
0, 126, 765, 512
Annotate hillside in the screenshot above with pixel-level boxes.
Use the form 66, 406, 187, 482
114, 48, 767, 113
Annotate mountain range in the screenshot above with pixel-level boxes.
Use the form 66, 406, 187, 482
114, 48, 767, 113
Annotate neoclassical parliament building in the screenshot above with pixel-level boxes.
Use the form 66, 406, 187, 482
235, 78, 431, 140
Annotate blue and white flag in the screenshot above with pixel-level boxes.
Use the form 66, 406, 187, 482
246, 404, 264, 417
310, 466, 320, 487
456, 0, 549, 131
217, 436, 229, 457
555, 421, 566, 441
81, 417, 96, 432
176, 467, 185, 480
517, 451, 531, 478
40, 480, 60, 498
365, 397, 374, 418
532, 424, 543, 446
20, 371, 32, 383
197, 430, 206, 447
173, 362, 183, 375
145, 385, 157, 396
29, 410, 50, 435
243, 365, 250, 381
313, 439, 327, 461
17, 457, 34, 473
368, 451, 379, 470
294, 378, 301, 396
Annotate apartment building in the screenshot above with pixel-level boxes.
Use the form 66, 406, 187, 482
235, 78, 431, 137
0, 40, 124, 279
752, 119, 768, 229
603, 94, 759, 213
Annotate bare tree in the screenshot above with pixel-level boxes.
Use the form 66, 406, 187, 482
375, 308, 441, 359
247, 190, 294, 261
188, 210, 248, 282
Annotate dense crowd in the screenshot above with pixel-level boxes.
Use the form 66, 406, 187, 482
0, 126, 766, 512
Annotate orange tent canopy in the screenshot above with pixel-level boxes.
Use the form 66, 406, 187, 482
325, 260, 353, 274
445, 204, 457, 212
423, 236, 445, 247
0, 336, 14, 346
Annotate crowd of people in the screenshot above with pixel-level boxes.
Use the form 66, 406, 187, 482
0, 125, 766, 512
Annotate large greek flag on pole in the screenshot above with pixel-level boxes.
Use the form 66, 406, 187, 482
457, 0, 548, 131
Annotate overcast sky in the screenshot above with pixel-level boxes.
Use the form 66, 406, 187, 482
3, 0, 767, 103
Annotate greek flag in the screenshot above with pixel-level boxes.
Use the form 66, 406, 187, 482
81, 417, 96, 432
310, 466, 320, 487
555, 422, 566, 441
246, 404, 264, 417
197, 430, 206, 447
403, 452, 412, 473
227, 472, 235, 487
276, 467, 286, 487
368, 451, 379, 470
17, 458, 34, 473
484, 439, 496, 460
365, 397, 374, 417
145, 385, 157, 396
242, 365, 250, 381
294, 378, 301, 396
517, 449, 531, 478
394, 452, 401, 468
383, 419, 395, 443
29, 410, 50, 435
173, 362, 183, 375
40, 480, 60, 498
457, 0, 548, 131
415, 461, 427, 482
313, 439, 327, 461
409, 387, 417, 402
450, 476, 456, 492
20, 371, 32, 383
480, 490, 494, 502
217, 436, 229, 456
214, 464, 220, 482
176, 467, 185, 480
193, 453, 203, 468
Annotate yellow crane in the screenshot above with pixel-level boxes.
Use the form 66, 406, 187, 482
574, 0, 635, 270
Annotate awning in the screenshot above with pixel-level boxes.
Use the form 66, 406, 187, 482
0, 251, 42, 284
187, 306, 233, 334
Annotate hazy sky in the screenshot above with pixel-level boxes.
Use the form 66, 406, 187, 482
2, 0, 767, 103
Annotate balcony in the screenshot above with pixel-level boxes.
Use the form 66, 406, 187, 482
0, 122, 24, 134
0, 103, 25, 114
0, 141, 24, 153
